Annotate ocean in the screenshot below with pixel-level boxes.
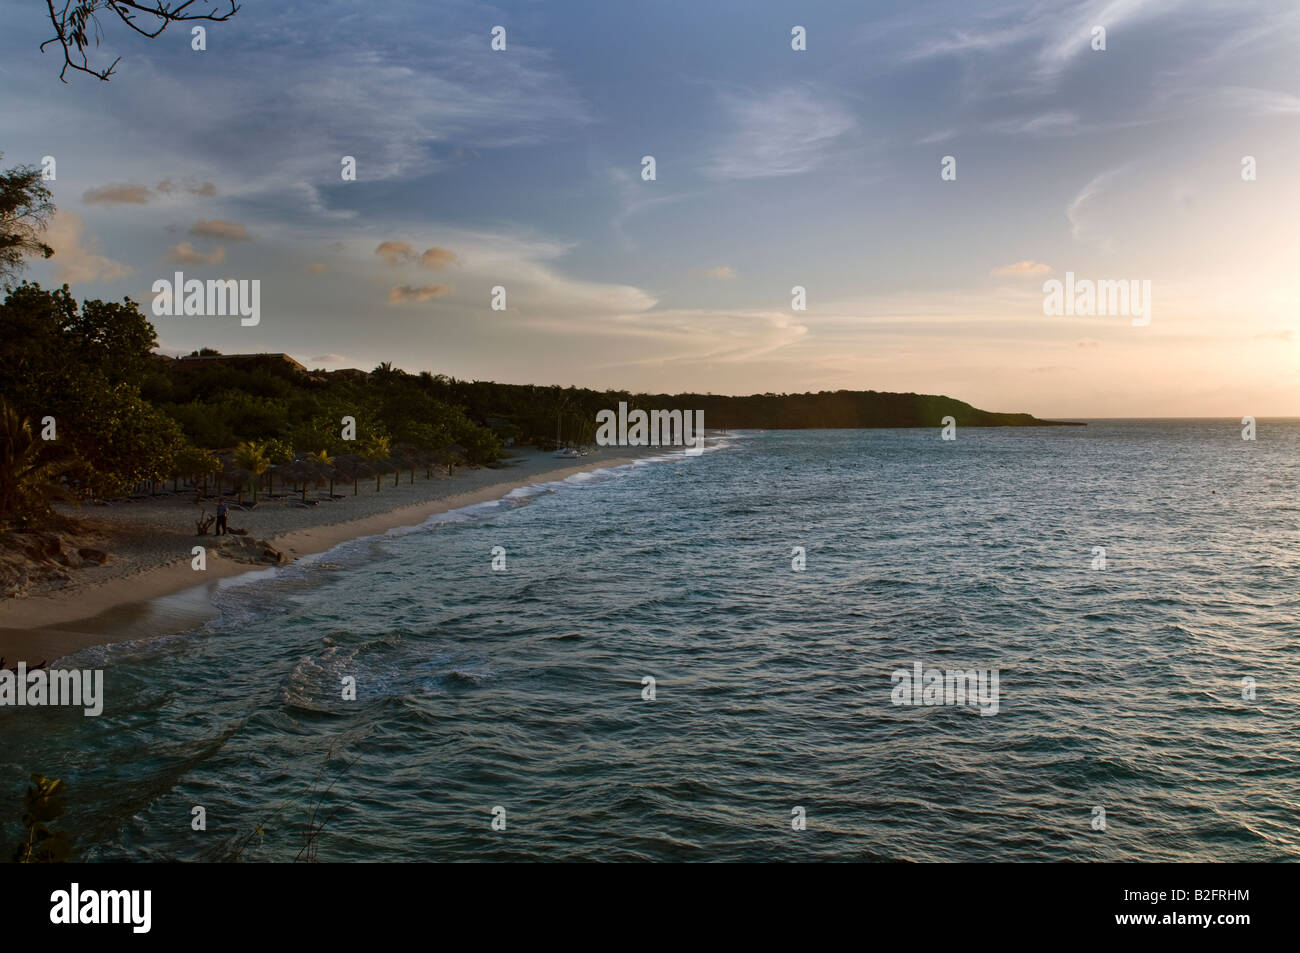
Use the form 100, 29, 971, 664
3, 421, 1298, 861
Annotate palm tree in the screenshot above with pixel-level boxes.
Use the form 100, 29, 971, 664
219, 454, 246, 503
360, 435, 391, 492
233, 441, 270, 503
0, 398, 73, 524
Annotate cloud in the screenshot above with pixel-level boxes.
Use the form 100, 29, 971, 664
44, 211, 133, 283
158, 178, 217, 196
992, 111, 1081, 137
309, 353, 351, 364
901, 0, 1186, 86
83, 184, 152, 205
916, 128, 958, 145
703, 266, 737, 280
1254, 329, 1293, 341
1067, 166, 1131, 245
1209, 87, 1300, 116
83, 178, 219, 205
419, 247, 457, 269
375, 242, 457, 268
305, 262, 329, 274
165, 242, 226, 265
388, 284, 451, 304
78, 33, 593, 226
375, 241, 415, 265
992, 260, 1052, 276
710, 87, 855, 179
189, 219, 251, 241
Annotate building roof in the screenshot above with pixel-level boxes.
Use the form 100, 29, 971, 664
171, 352, 309, 373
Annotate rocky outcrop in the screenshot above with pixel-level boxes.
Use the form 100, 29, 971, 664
209, 534, 287, 566
0, 531, 109, 597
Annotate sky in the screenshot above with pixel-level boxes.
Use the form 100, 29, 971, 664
1, 0, 1298, 417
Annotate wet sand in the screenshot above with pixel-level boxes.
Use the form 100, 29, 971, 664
0, 449, 652, 663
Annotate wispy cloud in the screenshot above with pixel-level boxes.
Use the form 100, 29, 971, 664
165, 242, 226, 265
157, 178, 216, 197
992, 260, 1052, 277
190, 220, 251, 241
1067, 166, 1131, 246
375, 242, 457, 268
83, 184, 152, 205
992, 111, 1081, 137
710, 87, 855, 179
388, 284, 452, 304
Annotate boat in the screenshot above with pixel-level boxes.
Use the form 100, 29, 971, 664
552, 413, 582, 458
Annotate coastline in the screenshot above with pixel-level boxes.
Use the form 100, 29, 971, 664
0, 449, 657, 664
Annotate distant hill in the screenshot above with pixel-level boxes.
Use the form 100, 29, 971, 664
144, 351, 1082, 453
634, 389, 1083, 430
430, 379, 1082, 436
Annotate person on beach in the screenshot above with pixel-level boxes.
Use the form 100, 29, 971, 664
215, 499, 229, 536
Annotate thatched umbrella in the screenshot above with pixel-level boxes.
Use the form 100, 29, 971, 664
275, 460, 315, 502
414, 448, 439, 480
368, 455, 395, 492
436, 443, 467, 476
332, 454, 372, 496
391, 443, 423, 486
304, 456, 338, 498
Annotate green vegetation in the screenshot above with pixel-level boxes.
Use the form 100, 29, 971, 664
0, 279, 1070, 527
0, 154, 53, 282
0, 283, 506, 524
12, 774, 73, 863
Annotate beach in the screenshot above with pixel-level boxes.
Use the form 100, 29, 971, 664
0, 448, 655, 664
3, 423, 1293, 864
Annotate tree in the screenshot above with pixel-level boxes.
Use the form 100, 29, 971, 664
40, 1, 241, 82
12, 775, 73, 863
360, 434, 390, 491
172, 443, 220, 499
0, 156, 54, 285
0, 398, 75, 526
0, 284, 183, 504
232, 440, 269, 502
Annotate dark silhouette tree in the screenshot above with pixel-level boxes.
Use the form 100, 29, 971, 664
40, 1, 240, 82
0, 156, 54, 285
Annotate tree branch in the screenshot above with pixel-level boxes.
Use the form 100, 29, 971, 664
40, 0, 240, 82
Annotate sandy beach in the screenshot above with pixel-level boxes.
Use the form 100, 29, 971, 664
0, 448, 656, 664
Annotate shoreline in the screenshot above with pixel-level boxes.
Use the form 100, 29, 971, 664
0, 450, 655, 664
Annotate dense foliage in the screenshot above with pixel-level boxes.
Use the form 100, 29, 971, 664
0, 282, 1063, 525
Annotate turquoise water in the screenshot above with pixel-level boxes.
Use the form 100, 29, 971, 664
3, 421, 1299, 861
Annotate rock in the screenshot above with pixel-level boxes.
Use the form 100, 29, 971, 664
19, 533, 63, 562
212, 535, 286, 566
78, 548, 109, 566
